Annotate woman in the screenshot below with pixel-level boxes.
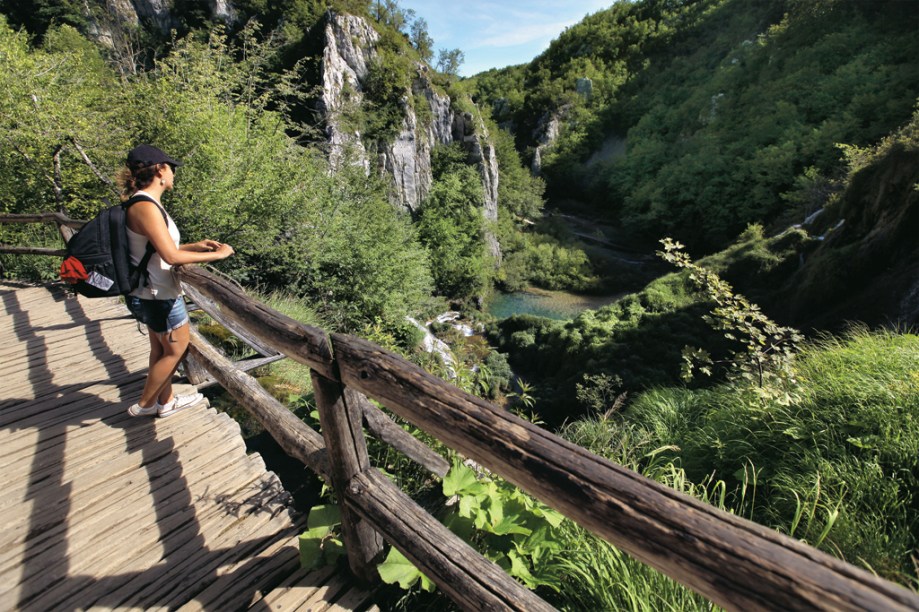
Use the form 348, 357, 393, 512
120, 144, 234, 418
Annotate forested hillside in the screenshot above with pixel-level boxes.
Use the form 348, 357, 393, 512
1, 0, 918, 607
473, 0, 917, 243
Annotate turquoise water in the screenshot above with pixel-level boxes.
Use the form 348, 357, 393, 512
487, 289, 623, 321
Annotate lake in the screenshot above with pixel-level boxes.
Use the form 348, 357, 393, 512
487, 287, 624, 321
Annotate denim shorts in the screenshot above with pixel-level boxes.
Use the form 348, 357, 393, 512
126, 296, 189, 334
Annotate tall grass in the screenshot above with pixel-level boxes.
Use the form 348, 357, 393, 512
557, 327, 919, 605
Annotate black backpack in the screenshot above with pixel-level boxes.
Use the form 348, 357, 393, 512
59, 194, 168, 298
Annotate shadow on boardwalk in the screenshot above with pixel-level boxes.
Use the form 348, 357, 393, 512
0, 285, 324, 611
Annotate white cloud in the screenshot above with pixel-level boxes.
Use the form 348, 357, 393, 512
472, 18, 580, 49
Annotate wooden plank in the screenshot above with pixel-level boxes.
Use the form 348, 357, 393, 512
183, 284, 279, 357
0, 426, 246, 576
0, 245, 65, 256
356, 394, 449, 478
0, 403, 217, 496
0, 380, 145, 436
101, 478, 298, 609
20, 470, 289, 611
186, 327, 330, 479
0, 212, 84, 227
0, 388, 212, 476
348, 468, 553, 612
175, 266, 334, 379
247, 565, 338, 611
1, 427, 246, 608
331, 332, 919, 612
0, 375, 148, 449
41, 473, 293, 611
0, 413, 232, 550
172, 520, 305, 611
312, 373, 383, 584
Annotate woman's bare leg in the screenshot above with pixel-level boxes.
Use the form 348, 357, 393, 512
138, 323, 190, 408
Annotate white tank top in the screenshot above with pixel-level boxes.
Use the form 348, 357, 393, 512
126, 191, 183, 299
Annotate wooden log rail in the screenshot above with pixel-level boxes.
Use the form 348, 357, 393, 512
173, 266, 919, 612
3, 215, 919, 611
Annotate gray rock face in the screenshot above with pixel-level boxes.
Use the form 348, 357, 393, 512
530, 110, 564, 175
210, 0, 237, 23
320, 13, 380, 172
453, 112, 501, 260
133, 0, 174, 33
83, 0, 236, 50
320, 12, 502, 264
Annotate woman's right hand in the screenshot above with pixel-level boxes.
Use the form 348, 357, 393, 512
215, 243, 235, 259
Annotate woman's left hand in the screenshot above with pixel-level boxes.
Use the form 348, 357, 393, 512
197, 239, 222, 252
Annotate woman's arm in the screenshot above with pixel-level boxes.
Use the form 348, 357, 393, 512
128, 202, 234, 265
180, 239, 222, 252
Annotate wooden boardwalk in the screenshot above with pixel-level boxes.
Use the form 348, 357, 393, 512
0, 282, 375, 611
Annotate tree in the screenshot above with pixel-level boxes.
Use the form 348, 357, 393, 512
409, 16, 433, 62
436, 47, 465, 76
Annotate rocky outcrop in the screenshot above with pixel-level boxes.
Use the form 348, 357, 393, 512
320, 12, 501, 261
773, 141, 919, 328
530, 109, 564, 175
83, 0, 236, 50
319, 13, 379, 172
379, 73, 453, 212
453, 110, 501, 260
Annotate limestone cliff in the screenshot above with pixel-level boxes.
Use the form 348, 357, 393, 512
83, 0, 236, 50
320, 12, 501, 259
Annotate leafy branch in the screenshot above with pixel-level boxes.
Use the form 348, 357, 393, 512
658, 238, 803, 402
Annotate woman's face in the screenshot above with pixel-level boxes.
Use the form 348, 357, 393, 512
160, 163, 176, 190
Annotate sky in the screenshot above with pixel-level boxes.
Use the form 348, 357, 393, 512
397, 0, 613, 77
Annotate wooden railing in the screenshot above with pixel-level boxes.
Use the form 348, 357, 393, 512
3, 212, 919, 611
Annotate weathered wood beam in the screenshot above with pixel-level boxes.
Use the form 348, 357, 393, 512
176, 265, 335, 379
331, 332, 919, 612
190, 353, 287, 390
312, 373, 384, 584
0, 213, 84, 227
354, 393, 449, 478
0, 246, 66, 256
183, 283, 280, 357
186, 326, 330, 479
182, 353, 210, 386
349, 468, 554, 612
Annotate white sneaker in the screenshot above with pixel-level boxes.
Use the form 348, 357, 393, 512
157, 392, 204, 418
127, 402, 158, 417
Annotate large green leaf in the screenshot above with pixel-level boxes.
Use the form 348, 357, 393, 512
307, 504, 341, 529
298, 526, 329, 569
377, 547, 435, 591
443, 461, 479, 496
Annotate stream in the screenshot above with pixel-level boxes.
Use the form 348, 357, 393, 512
488, 209, 656, 321
487, 287, 624, 320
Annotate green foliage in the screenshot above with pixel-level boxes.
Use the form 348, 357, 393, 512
383, 458, 565, 596
488, 222, 810, 424
417, 144, 492, 300
0, 19, 433, 335
659, 237, 803, 401
435, 48, 464, 77
617, 328, 919, 581
378, 547, 435, 592
475, 0, 918, 253
298, 504, 345, 569
257, 163, 433, 329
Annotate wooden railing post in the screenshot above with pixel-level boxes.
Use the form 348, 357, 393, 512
310, 370, 384, 585
182, 353, 209, 386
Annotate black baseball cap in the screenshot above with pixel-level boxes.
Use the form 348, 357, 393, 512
127, 144, 183, 168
